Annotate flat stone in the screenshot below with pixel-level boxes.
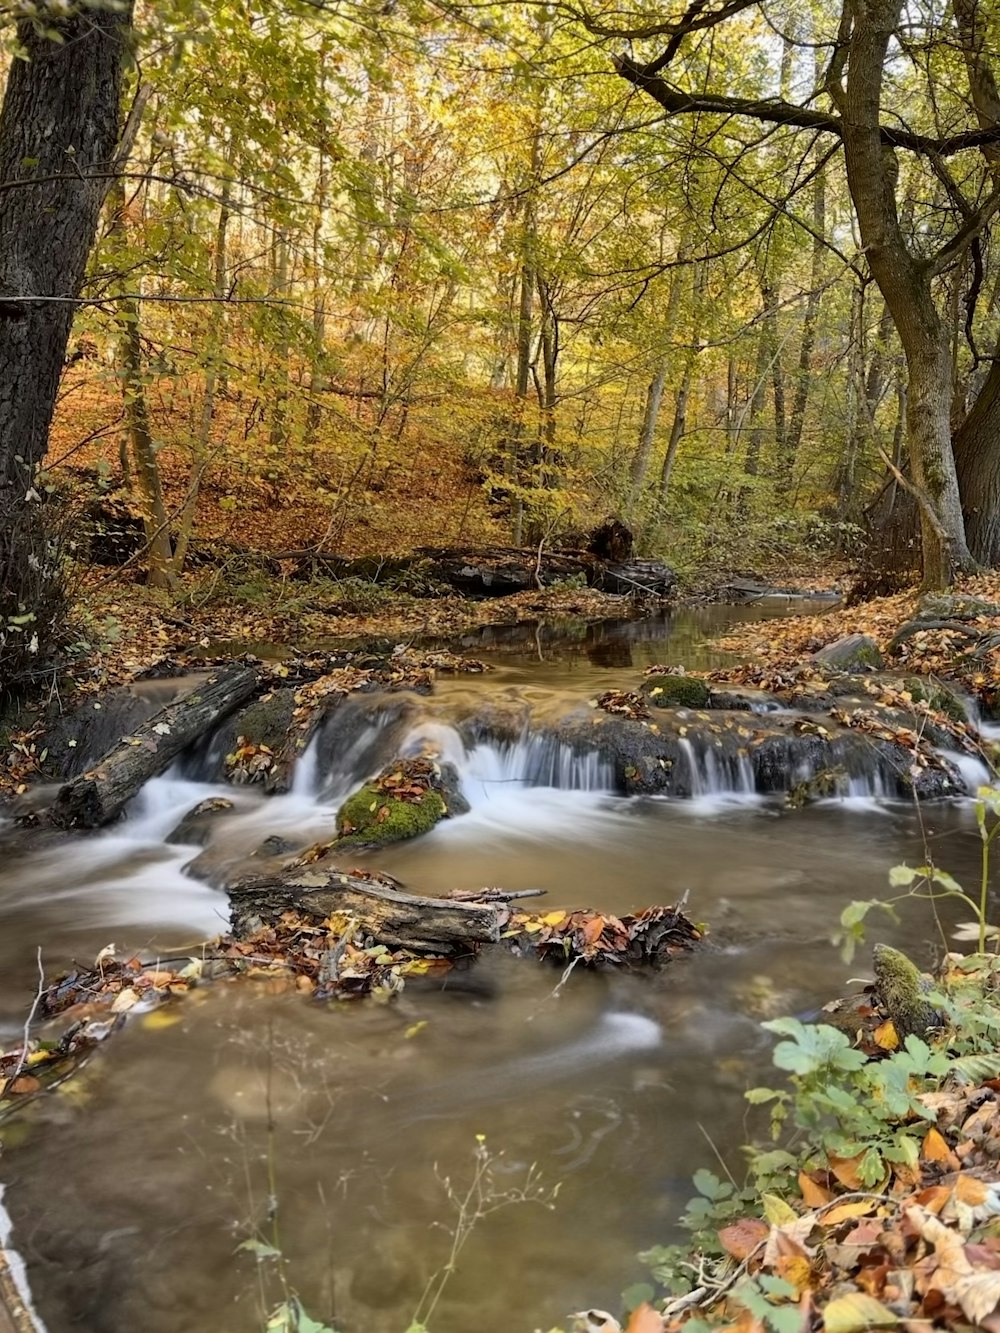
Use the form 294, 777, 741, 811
813, 633, 883, 671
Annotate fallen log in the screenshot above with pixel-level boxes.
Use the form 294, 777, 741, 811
228, 864, 504, 953
418, 545, 677, 598
49, 664, 262, 829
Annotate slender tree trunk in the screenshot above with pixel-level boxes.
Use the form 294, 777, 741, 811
0, 4, 135, 688
269, 230, 290, 455
760, 275, 786, 467
783, 165, 826, 480
509, 125, 540, 547
630, 365, 668, 514
172, 155, 233, 574
627, 253, 688, 512
659, 361, 693, 502
107, 178, 176, 589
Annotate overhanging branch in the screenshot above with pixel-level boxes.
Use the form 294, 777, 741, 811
613, 54, 1000, 158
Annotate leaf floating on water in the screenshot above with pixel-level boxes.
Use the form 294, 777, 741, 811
141, 1009, 181, 1031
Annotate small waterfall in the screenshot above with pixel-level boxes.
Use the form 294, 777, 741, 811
937, 748, 993, 795
463, 730, 614, 797
677, 737, 756, 800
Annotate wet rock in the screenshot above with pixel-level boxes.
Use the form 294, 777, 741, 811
165, 797, 235, 847
487, 705, 963, 802
813, 634, 883, 671
253, 833, 296, 858
917, 593, 1000, 622
707, 687, 782, 712
902, 676, 968, 724
640, 675, 711, 709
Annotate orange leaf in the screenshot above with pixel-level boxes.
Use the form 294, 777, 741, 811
583, 916, 606, 945
719, 1218, 769, 1260
775, 1253, 812, 1297
829, 1153, 865, 1191
922, 1127, 957, 1166
799, 1171, 835, 1208
625, 1303, 664, 1333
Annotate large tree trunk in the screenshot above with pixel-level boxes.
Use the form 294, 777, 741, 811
841, 0, 973, 588
954, 357, 1000, 565
0, 4, 135, 696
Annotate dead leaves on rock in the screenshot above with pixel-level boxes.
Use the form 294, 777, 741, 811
596, 690, 651, 721
504, 904, 701, 966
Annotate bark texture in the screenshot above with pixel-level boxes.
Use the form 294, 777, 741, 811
0, 4, 135, 690
228, 866, 503, 952
50, 664, 261, 828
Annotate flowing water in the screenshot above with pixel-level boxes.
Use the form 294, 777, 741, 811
0, 597, 994, 1333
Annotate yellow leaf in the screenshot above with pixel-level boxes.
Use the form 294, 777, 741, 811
763, 1193, 798, 1227
141, 1009, 181, 1031
872, 1019, 899, 1051
110, 986, 139, 1014
405, 1021, 428, 1039
541, 911, 567, 927
823, 1293, 898, 1333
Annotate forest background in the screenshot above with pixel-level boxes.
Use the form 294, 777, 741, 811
5, 0, 1000, 693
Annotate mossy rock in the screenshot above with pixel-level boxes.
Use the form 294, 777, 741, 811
873, 944, 941, 1040
903, 677, 966, 724
641, 676, 711, 709
336, 783, 447, 848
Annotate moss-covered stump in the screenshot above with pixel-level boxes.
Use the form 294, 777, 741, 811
336, 756, 463, 848
640, 674, 711, 709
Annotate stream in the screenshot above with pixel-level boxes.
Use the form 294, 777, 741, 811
0, 597, 994, 1333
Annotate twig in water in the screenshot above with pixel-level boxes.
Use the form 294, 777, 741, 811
10, 949, 43, 1083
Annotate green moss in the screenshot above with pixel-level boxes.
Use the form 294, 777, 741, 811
336, 783, 447, 847
873, 943, 941, 1039
642, 676, 710, 709
856, 644, 883, 669
904, 678, 966, 724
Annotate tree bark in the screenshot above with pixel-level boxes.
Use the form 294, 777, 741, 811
50, 664, 261, 828
840, 0, 973, 587
228, 866, 503, 953
0, 4, 135, 692
954, 357, 1000, 565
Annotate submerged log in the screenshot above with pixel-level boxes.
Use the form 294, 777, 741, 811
228, 865, 503, 953
49, 664, 262, 829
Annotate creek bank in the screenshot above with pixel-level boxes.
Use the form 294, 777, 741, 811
607, 943, 1000, 1333
715, 573, 1000, 720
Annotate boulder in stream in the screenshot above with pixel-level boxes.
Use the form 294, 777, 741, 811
336, 756, 467, 848
640, 674, 711, 709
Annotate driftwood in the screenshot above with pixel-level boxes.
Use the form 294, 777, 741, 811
228, 865, 504, 953
49, 664, 262, 829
